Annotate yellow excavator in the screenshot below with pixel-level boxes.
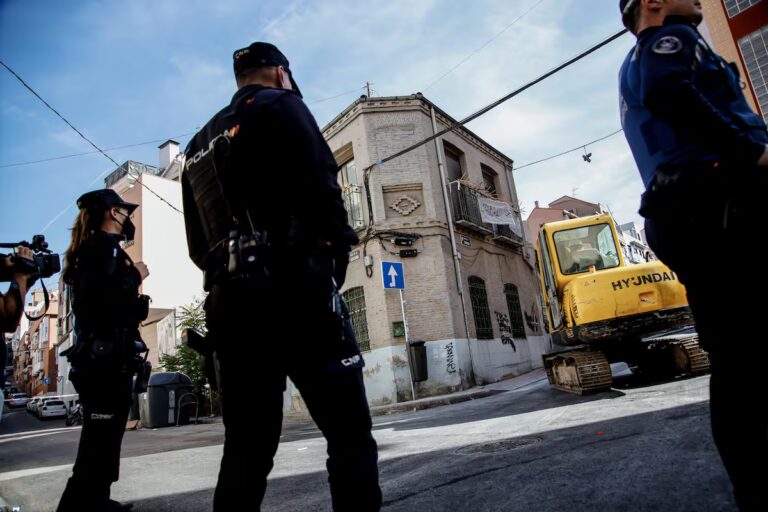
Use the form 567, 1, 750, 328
536, 213, 709, 394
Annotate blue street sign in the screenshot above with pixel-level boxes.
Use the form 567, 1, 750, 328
43, 377, 51, 385
382, 261, 405, 289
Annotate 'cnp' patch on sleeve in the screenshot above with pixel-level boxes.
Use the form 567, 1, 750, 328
652, 36, 683, 54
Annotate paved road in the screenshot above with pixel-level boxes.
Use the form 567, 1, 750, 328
0, 368, 736, 511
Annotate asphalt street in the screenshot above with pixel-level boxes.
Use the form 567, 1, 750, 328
0, 367, 736, 512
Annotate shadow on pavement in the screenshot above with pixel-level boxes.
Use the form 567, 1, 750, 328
127, 401, 731, 512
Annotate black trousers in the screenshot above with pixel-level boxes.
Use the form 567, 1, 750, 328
57, 369, 133, 512
206, 280, 381, 512
645, 195, 767, 511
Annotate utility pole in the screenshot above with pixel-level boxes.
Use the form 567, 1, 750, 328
366, 82, 372, 97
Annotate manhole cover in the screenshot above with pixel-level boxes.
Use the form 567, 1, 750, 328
454, 437, 542, 455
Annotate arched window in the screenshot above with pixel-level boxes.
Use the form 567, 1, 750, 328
468, 276, 493, 339
342, 286, 370, 351
504, 283, 527, 339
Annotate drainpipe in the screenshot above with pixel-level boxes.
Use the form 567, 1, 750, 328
430, 106, 476, 386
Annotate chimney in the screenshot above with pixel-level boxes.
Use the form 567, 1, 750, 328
158, 140, 180, 171
534, 200, 540, 208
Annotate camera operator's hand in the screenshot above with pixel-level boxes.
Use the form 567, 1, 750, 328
1, 246, 34, 332
12, 246, 37, 286
134, 261, 150, 282
13, 246, 34, 267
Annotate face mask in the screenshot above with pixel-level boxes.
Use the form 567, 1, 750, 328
115, 211, 136, 242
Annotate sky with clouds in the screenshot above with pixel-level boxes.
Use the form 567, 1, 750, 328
0, 0, 642, 264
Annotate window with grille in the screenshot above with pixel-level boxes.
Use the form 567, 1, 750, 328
342, 286, 371, 351
504, 283, 527, 339
468, 276, 494, 339
738, 25, 768, 122
723, 0, 762, 18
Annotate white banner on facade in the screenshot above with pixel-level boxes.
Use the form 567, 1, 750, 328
477, 196, 522, 236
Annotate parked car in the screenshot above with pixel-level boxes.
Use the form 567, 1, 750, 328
6, 392, 29, 408
38, 399, 67, 419
34, 397, 58, 418
27, 397, 42, 414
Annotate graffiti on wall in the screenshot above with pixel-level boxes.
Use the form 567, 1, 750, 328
445, 342, 457, 374
494, 311, 517, 351
525, 302, 541, 333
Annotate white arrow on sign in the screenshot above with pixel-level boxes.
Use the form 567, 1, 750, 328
388, 265, 399, 288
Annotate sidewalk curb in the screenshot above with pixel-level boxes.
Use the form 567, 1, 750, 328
369, 388, 505, 417
281, 368, 548, 424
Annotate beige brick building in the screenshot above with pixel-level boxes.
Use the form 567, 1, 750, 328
283, 94, 549, 408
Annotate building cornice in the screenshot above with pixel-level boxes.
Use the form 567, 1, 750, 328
321, 94, 514, 168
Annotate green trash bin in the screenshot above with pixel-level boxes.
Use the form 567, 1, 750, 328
138, 372, 193, 428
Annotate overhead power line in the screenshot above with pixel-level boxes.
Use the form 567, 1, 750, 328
0, 59, 184, 214
307, 86, 366, 105
368, 28, 630, 170
422, 0, 547, 92
513, 128, 624, 170
0, 131, 197, 169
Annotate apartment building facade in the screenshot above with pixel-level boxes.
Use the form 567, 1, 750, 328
701, 0, 768, 120
280, 93, 552, 408
104, 144, 203, 369
12, 291, 58, 397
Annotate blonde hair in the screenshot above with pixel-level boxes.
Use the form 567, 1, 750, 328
62, 208, 104, 284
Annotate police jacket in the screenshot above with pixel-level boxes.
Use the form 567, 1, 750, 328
619, 15, 768, 189
182, 85, 358, 287
69, 231, 144, 340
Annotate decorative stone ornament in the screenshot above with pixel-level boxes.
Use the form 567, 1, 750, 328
389, 195, 421, 216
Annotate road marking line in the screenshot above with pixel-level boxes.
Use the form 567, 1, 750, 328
0, 463, 73, 482
0, 429, 81, 445
0, 426, 78, 439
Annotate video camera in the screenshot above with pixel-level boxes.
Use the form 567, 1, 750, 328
0, 235, 61, 281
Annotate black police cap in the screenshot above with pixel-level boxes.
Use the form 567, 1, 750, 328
232, 42, 303, 97
76, 189, 138, 213
619, 0, 639, 28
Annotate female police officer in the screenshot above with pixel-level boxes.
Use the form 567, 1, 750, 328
57, 189, 150, 512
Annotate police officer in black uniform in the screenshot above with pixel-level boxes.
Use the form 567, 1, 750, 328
181, 42, 381, 511
618, 1, 768, 509
57, 189, 151, 512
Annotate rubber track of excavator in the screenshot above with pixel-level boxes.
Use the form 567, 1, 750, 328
544, 350, 612, 395
669, 335, 711, 375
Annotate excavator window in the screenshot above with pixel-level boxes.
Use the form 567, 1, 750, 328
553, 223, 620, 275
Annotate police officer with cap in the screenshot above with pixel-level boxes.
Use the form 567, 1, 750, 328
181, 42, 381, 511
57, 189, 151, 512
618, 1, 768, 509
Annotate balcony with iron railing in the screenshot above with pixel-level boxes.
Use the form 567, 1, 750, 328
492, 224, 524, 247
104, 160, 162, 189
449, 184, 523, 244
449, 184, 493, 234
